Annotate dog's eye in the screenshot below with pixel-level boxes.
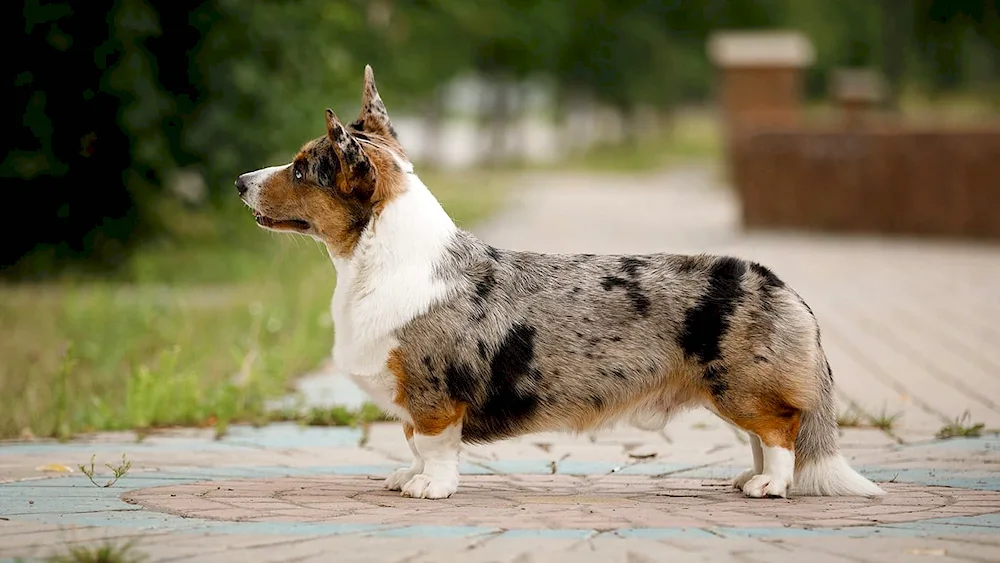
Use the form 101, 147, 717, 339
294, 169, 303, 180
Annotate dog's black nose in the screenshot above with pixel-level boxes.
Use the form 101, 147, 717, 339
235, 175, 248, 196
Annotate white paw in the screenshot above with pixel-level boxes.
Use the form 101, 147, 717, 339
732, 469, 759, 490
385, 467, 420, 491
400, 473, 458, 499
742, 474, 790, 498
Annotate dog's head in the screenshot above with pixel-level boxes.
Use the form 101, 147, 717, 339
235, 65, 407, 257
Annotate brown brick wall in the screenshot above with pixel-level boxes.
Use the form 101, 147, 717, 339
731, 127, 1000, 239
717, 67, 803, 134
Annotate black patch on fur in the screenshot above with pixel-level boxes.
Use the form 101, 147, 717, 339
470, 263, 497, 321
444, 361, 478, 404
347, 206, 372, 232
428, 375, 441, 388
349, 157, 372, 181
601, 276, 627, 291
703, 364, 729, 397
486, 246, 502, 262
312, 152, 340, 188
610, 336, 622, 342
611, 368, 627, 380
571, 286, 581, 294
422, 356, 434, 373
754, 355, 770, 364
677, 256, 700, 274
620, 256, 647, 277
589, 395, 604, 409
462, 323, 541, 443
600, 275, 651, 317
474, 266, 496, 301
749, 262, 784, 289
679, 257, 747, 363
477, 339, 488, 359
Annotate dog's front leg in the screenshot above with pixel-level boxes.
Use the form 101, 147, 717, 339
732, 433, 764, 489
400, 420, 462, 499
385, 423, 424, 491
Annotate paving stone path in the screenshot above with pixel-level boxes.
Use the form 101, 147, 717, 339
3, 166, 999, 562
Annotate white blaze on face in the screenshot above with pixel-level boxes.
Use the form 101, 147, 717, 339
237, 163, 290, 209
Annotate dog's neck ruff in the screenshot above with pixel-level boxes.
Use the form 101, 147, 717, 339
327, 168, 458, 376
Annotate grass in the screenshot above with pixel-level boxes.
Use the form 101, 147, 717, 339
837, 405, 867, 428
837, 403, 901, 432
301, 403, 391, 427
268, 401, 392, 427
43, 540, 146, 563
869, 407, 901, 432
936, 411, 986, 440
0, 170, 508, 440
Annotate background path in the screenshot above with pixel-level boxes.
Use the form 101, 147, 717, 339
3, 166, 999, 562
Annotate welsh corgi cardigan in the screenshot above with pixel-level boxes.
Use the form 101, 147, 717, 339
236, 66, 885, 500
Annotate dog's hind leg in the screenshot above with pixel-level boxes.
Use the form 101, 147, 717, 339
731, 433, 764, 490
729, 408, 800, 498
707, 379, 802, 498
385, 423, 424, 491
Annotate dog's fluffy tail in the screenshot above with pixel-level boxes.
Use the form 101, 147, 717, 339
793, 453, 885, 496
791, 353, 885, 497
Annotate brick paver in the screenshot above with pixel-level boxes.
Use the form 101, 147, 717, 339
2, 166, 999, 562
124, 475, 1000, 530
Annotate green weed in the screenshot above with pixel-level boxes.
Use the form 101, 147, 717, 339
937, 411, 986, 440
79, 454, 132, 488
869, 406, 902, 432
46, 539, 146, 563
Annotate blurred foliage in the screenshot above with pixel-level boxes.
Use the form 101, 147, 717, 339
0, 170, 508, 439
3, 0, 999, 276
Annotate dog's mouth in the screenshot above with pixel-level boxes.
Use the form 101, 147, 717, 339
252, 209, 310, 231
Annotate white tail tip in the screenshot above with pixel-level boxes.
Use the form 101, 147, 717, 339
792, 455, 886, 497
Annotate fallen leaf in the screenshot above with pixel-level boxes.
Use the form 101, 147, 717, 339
35, 464, 74, 473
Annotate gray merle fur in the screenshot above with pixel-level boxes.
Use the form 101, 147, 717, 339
394, 231, 836, 466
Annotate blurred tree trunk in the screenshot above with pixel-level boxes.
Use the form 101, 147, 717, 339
422, 87, 445, 169
881, 0, 909, 111
481, 75, 512, 167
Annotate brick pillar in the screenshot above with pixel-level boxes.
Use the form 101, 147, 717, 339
829, 68, 885, 129
707, 31, 815, 227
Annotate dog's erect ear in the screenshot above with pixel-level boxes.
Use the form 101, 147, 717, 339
326, 108, 376, 197
356, 65, 396, 138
